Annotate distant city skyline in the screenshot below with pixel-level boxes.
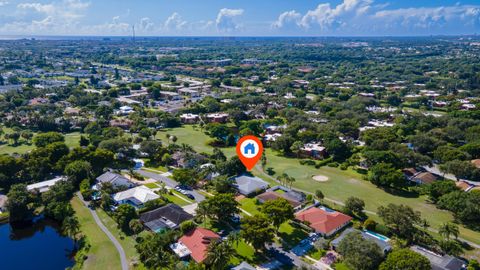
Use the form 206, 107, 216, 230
0, 0, 479, 36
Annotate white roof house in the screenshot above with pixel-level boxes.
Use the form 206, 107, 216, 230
113, 186, 160, 207
27, 176, 66, 193
233, 175, 269, 196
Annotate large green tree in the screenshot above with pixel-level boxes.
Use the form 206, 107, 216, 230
240, 214, 275, 251
260, 198, 295, 231
6, 184, 33, 222
338, 231, 384, 270
377, 204, 422, 240
379, 248, 430, 270
198, 193, 239, 222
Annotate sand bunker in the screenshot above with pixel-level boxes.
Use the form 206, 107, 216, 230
312, 175, 329, 182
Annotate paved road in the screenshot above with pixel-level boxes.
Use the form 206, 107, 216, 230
136, 169, 206, 202
77, 192, 129, 270
269, 242, 315, 269
254, 165, 480, 249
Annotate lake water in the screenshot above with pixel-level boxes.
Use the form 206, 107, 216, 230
0, 218, 75, 270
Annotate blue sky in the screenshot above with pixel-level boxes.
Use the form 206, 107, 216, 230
0, 0, 479, 36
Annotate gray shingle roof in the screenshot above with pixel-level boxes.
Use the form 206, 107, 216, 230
96, 172, 134, 188
411, 245, 466, 270
233, 175, 269, 195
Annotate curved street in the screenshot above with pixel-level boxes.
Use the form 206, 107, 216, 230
77, 192, 129, 270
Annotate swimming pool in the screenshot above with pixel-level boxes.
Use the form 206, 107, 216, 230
364, 230, 390, 242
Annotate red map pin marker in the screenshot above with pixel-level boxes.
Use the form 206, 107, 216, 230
236, 135, 264, 171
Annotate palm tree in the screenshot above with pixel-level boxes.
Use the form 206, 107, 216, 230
196, 202, 209, 226
228, 231, 241, 247
439, 222, 459, 240
62, 216, 81, 248
205, 240, 235, 270
287, 176, 296, 188
277, 173, 288, 186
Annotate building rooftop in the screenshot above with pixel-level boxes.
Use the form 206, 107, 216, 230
140, 204, 193, 231
27, 176, 66, 193
113, 186, 160, 206
177, 228, 220, 263
96, 172, 134, 188
233, 174, 269, 196
411, 245, 466, 270
295, 206, 352, 235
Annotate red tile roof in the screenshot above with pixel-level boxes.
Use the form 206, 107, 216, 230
295, 207, 352, 235
179, 228, 220, 263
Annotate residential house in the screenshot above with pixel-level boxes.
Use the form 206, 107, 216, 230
256, 186, 306, 210
64, 107, 81, 116
95, 172, 136, 189
178, 88, 200, 98
116, 106, 134, 115
139, 204, 193, 232
331, 228, 392, 254
410, 172, 439, 185
206, 113, 229, 123
456, 181, 475, 192
170, 228, 221, 263
300, 142, 327, 160
233, 174, 269, 196
411, 245, 466, 270
171, 151, 207, 169
110, 119, 134, 129
180, 113, 200, 124
27, 176, 66, 193
113, 186, 160, 208
232, 261, 256, 270
160, 91, 182, 101
295, 206, 352, 237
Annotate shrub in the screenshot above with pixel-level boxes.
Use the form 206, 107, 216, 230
363, 218, 377, 231
327, 162, 339, 167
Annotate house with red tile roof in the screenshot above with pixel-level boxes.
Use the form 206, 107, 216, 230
171, 228, 220, 263
295, 206, 352, 237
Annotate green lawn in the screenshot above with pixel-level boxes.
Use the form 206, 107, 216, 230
143, 183, 160, 189
230, 240, 267, 265
162, 191, 193, 206
71, 196, 121, 270
239, 197, 262, 216
0, 131, 81, 155
160, 125, 480, 246
95, 209, 147, 270
334, 262, 351, 270
278, 221, 309, 249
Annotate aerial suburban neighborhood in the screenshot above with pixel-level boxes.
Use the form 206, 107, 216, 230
0, 1, 480, 270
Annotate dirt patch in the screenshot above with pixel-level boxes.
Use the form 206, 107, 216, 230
348, 178, 359, 184
312, 175, 329, 182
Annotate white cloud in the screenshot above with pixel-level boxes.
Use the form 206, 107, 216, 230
0, 1, 9, 7
299, 0, 372, 30
164, 12, 187, 31
216, 8, 244, 32
138, 17, 154, 32
373, 5, 480, 29
272, 0, 480, 35
272, 10, 301, 28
